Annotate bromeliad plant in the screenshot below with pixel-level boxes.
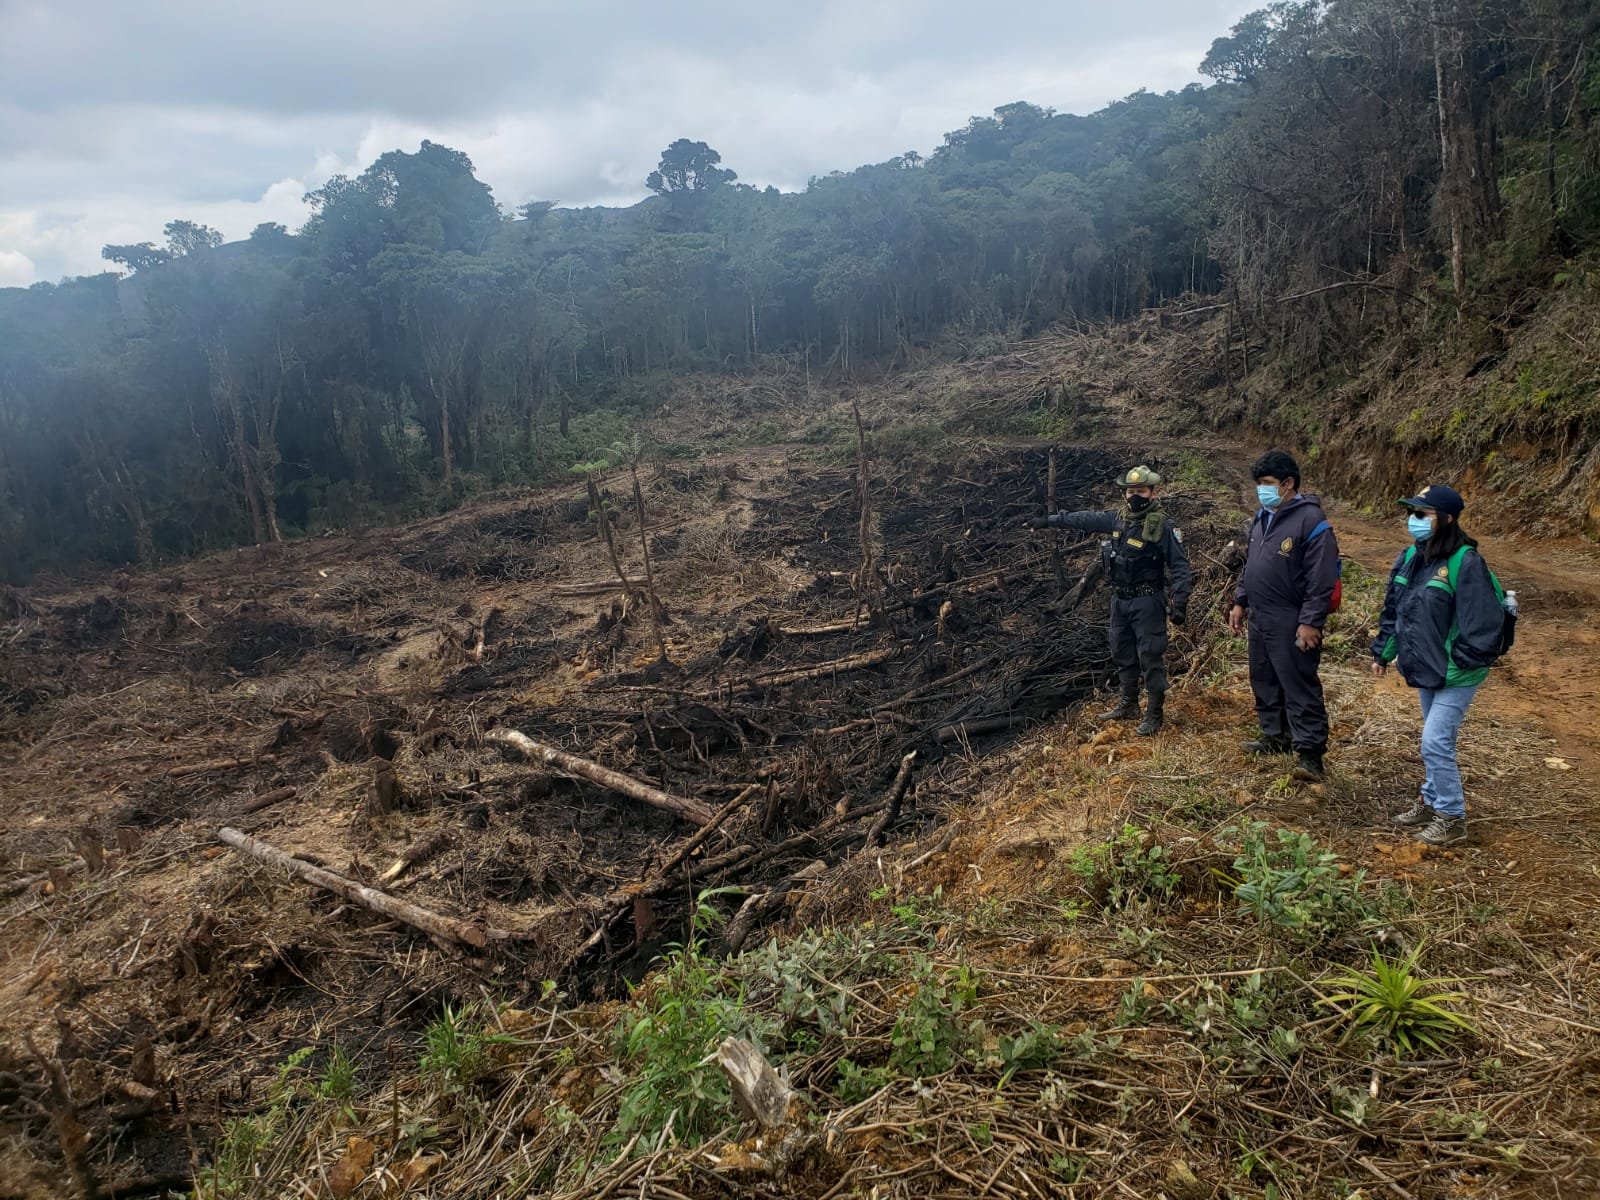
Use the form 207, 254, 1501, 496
1322, 945, 1475, 1056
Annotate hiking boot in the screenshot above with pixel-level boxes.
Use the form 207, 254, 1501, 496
1393, 798, 1435, 827
1097, 692, 1140, 722
1241, 735, 1293, 756
1416, 815, 1468, 846
1135, 692, 1165, 737
1291, 751, 1325, 782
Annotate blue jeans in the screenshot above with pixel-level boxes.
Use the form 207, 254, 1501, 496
1417, 684, 1481, 818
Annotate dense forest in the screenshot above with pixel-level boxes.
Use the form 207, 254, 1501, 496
2, 0, 1597, 580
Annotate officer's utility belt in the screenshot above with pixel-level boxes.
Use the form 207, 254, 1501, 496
1113, 585, 1163, 599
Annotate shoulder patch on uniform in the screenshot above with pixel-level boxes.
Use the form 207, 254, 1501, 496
1436, 565, 1450, 579
1173, 527, 1183, 542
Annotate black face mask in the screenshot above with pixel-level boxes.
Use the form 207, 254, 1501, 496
1126, 494, 1152, 513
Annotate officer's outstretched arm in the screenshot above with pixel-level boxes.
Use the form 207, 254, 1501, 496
1047, 509, 1118, 533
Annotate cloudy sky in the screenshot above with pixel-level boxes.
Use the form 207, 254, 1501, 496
0, 0, 1253, 287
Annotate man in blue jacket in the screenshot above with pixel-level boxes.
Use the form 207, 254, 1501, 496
1227, 450, 1340, 780
1027, 464, 1194, 735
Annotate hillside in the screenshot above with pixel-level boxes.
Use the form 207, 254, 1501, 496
2, 327, 1598, 1199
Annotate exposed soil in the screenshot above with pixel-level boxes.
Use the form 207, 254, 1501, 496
3, 353, 1598, 1199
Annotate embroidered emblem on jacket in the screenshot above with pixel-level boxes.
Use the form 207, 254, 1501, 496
1278, 537, 1294, 556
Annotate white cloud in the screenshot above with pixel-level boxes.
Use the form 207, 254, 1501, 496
0, 249, 36, 287
0, 0, 1257, 284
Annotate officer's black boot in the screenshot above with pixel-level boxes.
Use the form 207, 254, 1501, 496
1241, 734, 1293, 755
1135, 690, 1165, 737
1097, 687, 1140, 722
1292, 749, 1326, 782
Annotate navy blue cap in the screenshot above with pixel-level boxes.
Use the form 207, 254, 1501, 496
1397, 484, 1464, 517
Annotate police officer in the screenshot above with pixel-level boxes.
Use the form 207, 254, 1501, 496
1026, 465, 1194, 735
1227, 450, 1340, 781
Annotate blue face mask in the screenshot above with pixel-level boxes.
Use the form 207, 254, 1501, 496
1256, 484, 1283, 510
1408, 514, 1435, 542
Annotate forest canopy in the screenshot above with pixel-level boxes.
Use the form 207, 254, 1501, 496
2, 0, 1597, 580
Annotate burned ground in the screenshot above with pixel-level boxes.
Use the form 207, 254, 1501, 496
0, 434, 1236, 1195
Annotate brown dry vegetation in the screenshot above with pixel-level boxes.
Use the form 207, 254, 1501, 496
2, 330, 1598, 1200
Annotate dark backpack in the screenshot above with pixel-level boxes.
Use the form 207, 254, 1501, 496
1398, 544, 1517, 658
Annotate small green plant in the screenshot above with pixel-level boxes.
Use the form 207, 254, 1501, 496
612, 890, 776, 1149
419, 1002, 507, 1092
996, 1020, 1062, 1084
1068, 1027, 1121, 1062
835, 1058, 893, 1103
196, 1048, 316, 1196
1050, 1153, 1087, 1183
889, 957, 979, 1078
1115, 979, 1152, 1027
313, 1046, 358, 1122
1322, 945, 1475, 1055
1221, 823, 1369, 940
1068, 824, 1180, 909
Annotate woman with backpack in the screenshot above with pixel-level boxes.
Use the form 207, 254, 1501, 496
1371, 485, 1512, 846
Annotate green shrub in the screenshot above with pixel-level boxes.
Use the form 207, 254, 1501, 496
889, 957, 980, 1078
1069, 824, 1181, 910
1221, 823, 1370, 941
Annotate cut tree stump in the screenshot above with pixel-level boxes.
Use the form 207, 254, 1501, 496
718, 1036, 805, 1128
485, 730, 714, 825
216, 828, 494, 948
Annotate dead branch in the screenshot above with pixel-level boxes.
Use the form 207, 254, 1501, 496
851, 396, 879, 626
551, 576, 647, 597
656, 782, 760, 878
237, 786, 295, 815
709, 647, 898, 698
485, 729, 714, 825
217, 827, 493, 948
23, 1033, 102, 1200
866, 751, 918, 846
166, 754, 275, 779
378, 830, 453, 886
1048, 447, 1065, 598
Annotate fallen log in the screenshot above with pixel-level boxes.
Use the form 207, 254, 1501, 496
217, 828, 493, 948
3, 860, 85, 898
485, 730, 714, 825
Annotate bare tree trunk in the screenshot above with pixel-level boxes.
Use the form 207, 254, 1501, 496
1048, 448, 1064, 598
628, 458, 670, 662
851, 396, 878, 627
1432, 0, 1467, 303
